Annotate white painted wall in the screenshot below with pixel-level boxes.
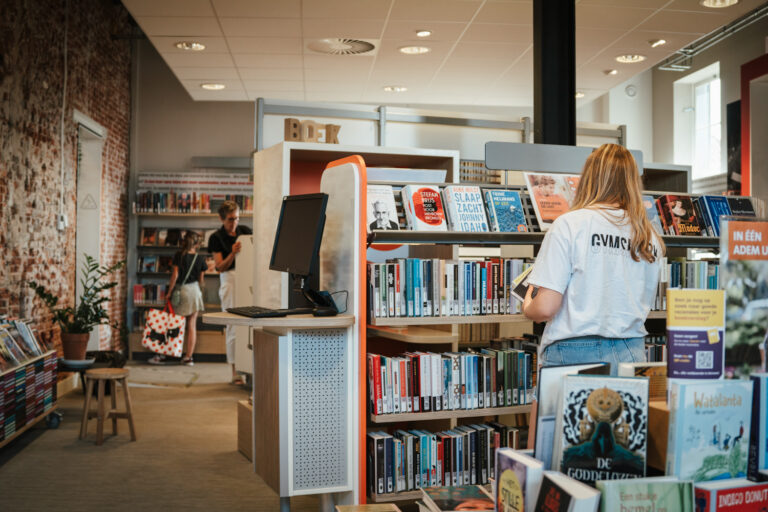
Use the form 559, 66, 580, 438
607, 69, 654, 161
576, 94, 608, 124
750, 79, 768, 201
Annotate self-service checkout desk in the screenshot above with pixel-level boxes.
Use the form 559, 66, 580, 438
203, 312, 356, 512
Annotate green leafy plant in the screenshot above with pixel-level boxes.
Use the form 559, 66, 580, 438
29, 254, 125, 334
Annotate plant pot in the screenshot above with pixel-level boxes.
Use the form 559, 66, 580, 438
61, 332, 90, 360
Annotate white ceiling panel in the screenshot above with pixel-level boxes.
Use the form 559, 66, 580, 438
246, 90, 305, 101
664, 0, 766, 15
576, 28, 632, 50
190, 89, 250, 101
474, 1, 531, 24
575, 5, 656, 30
242, 80, 304, 91
182, 78, 245, 91
305, 90, 365, 102
161, 52, 235, 67
226, 37, 303, 54
382, 21, 466, 41
211, 0, 301, 18
148, 36, 229, 54
451, 41, 530, 60
122, 0, 215, 17
136, 17, 223, 36
390, 0, 482, 22
239, 67, 305, 80
637, 10, 731, 34
301, 19, 386, 40
461, 23, 532, 44
174, 67, 241, 80
219, 17, 302, 37
303, 54, 375, 71
232, 54, 304, 68
302, 0, 393, 20
304, 80, 368, 92
610, 30, 702, 52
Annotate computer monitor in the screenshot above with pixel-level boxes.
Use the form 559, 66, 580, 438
269, 193, 328, 277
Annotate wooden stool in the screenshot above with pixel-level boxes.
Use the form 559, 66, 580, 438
79, 368, 137, 445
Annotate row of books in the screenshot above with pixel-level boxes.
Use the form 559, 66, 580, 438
134, 191, 255, 214
367, 258, 531, 319
367, 421, 524, 496
646, 194, 757, 237
652, 259, 720, 311
139, 227, 216, 247
0, 321, 49, 373
132, 283, 168, 305
644, 334, 667, 363
368, 346, 537, 416
1, 352, 57, 443
137, 255, 216, 274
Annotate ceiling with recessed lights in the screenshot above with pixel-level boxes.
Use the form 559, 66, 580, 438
120, 0, 765, 106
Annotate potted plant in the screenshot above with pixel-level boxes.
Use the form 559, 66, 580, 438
29, 254, 125, 361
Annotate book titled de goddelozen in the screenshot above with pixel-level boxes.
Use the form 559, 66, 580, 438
596, 476, 694, 512
666, 380, 753, 482
534, 471, 600, 512
420, 485, 494, 512
552, 375, 649, 486
694, 478, 768, 511
442, 185, 489, 232
485, 189, 528, 233
495, 447, 544, 512
401, 185, 448, 232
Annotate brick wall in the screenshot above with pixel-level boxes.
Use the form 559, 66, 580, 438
0, 0, 132, 351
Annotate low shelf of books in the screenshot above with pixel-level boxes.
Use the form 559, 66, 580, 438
128, 172, 254, 359
0, 320, 58, 449
363, 173, 765, 506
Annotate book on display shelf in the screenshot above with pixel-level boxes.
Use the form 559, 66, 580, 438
495, 447, 544, 512
420, 485, 494, 512
401, 185, 448, 231
534, 470, 600, 512
552, 375, 649, 486
367, 184, 401, 232
700, 196, 732, 237
484, 189, 528, 233
726, 197, 757, 217
141, 227, 158, 245
524, 172, 580, 231
747, 374, 768, 482
666, 379, 753, 482
596, 476, 694, 512
656, 194, 702, 236
694, 478, 768, 511
618, 362, 667, 401
442, 185, 490, 232
642, 195, 665, 236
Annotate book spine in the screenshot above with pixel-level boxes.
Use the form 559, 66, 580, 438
433, 258, 440, 317
431, 353, 441, 412
481, 265, 488, 314
492, 262, 499, 314
414, 258, 422, 317
391, 358, 400, 413
420, 354, 430, 412
387, 263, 395, 317
422, 260, 430, 317
406, 259, 414, 317
376, 437, 385, 494
666, 382, 681, 476
410, 354, 420, 412
385, 436, 393, 493
477, 355, 485, 408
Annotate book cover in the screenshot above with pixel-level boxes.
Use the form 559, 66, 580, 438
727, 197, 757, 217
165, 228, 183, 246
694, 478, 768, 511
748, 374, 768, 482
524, 172, 580, 231
618, 362, 667, 401
421, 485, 494, 511
141, 227, 158, 245
535, 471, 600, 512
485, 189, 528, 233
658, 195, 701, 236
141, 255, 158, 273
442, 185, 489, 232
495, 447, 544, 512
642, 195, 665, 236
367, 184, 400, 232
157, 256, 173, 274
667, 380, 753, 482
401, 185, 448, 232
553, 375, 649, 485
597, 477, 694, 512
701, 196, 732, 237
666, 289, 725, 379
157, 229, 168, 246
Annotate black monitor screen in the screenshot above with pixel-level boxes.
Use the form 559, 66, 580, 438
269, 193, 328, 277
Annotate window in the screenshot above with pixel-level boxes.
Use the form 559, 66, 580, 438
692, 77, 722, 179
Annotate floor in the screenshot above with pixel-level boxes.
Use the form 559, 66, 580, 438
0, 362, 323, 511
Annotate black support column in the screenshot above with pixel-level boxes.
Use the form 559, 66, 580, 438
533, 0, 576, 145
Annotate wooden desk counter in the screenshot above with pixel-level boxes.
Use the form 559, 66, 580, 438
202, 311, 355, 329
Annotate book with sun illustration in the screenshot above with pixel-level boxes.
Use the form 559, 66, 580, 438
552, 375, 649, 486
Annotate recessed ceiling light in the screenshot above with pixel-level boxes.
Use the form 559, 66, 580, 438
700, 0, 738, 7
399, 46, 431, 55
200, 83, 225, 90
416, 30, 432, 38
604, 69, 618, 76
649, 39, 667, 48
383, 85, 408, 92
575, 91, 585, 99
615, 54, 646, 64
175, 41, 206, 51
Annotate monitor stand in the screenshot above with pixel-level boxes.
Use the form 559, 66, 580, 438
287, 274, 339, 317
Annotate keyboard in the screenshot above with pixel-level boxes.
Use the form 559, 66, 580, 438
227, 306, 287, 318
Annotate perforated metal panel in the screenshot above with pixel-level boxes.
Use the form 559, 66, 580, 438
291, 329, 348, 491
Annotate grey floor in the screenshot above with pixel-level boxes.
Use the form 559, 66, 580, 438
0, 362, 322, 511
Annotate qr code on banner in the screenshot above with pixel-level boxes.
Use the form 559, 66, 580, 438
696, 350, 714, 370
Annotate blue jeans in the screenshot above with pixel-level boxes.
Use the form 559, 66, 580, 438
539, 336, 646, 376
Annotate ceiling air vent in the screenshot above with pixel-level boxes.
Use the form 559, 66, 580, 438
306, 38, 377, 56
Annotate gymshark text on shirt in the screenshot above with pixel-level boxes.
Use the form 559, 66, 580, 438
590, 233, 658, 259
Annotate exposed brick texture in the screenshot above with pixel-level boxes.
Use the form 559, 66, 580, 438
0, 0, 132, 351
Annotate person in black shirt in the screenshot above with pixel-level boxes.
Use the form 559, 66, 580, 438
209, 200, 252, 384
149, 231, 207, 365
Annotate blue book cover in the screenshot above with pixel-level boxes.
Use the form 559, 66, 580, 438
485, 189, 528, 232
642, 195, 664, 235
702, 196, 732, 237
667, 379, 753, 482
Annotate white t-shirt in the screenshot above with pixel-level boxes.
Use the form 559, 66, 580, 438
527, 208, 662, 352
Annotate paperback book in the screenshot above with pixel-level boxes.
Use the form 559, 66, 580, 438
657, 194, 702, 236
420, 485, 494, 512
495, 447, 544, 512
727, 197, 757, 217
666, 379, 753, 482
642, 195, 665, 236
694, 478, 768, 511
596, 476, 694, 512
748, 373, 768, 482
535, 471, 600, 512
701, 196, 732, 237
401, 185, 448, 232
666, 289, 725, 379
367, 184, 400, 232
484, 189, 528, 233
524, 173, 580, 231
553, 375, 649, 485
618, 362, 667, 401
442, 185, 490, 232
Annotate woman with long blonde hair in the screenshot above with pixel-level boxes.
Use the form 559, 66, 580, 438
523, 144, 665, 375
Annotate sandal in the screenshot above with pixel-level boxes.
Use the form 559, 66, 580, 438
230, 375, 246, 386
181, 356, 194, 366
147, 354, 167, 365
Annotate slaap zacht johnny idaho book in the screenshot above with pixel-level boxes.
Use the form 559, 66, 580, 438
596, 476, 694, 512
495, 447, 544, 512
367, 184, 400, 232
442, 185, 490, 232
666, 379, 753, 482
484, 189, 528, 233
694, 478, 768, 511
534, 471, 600, 512
401, 185, 448, 231
552, 375, 649, 486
